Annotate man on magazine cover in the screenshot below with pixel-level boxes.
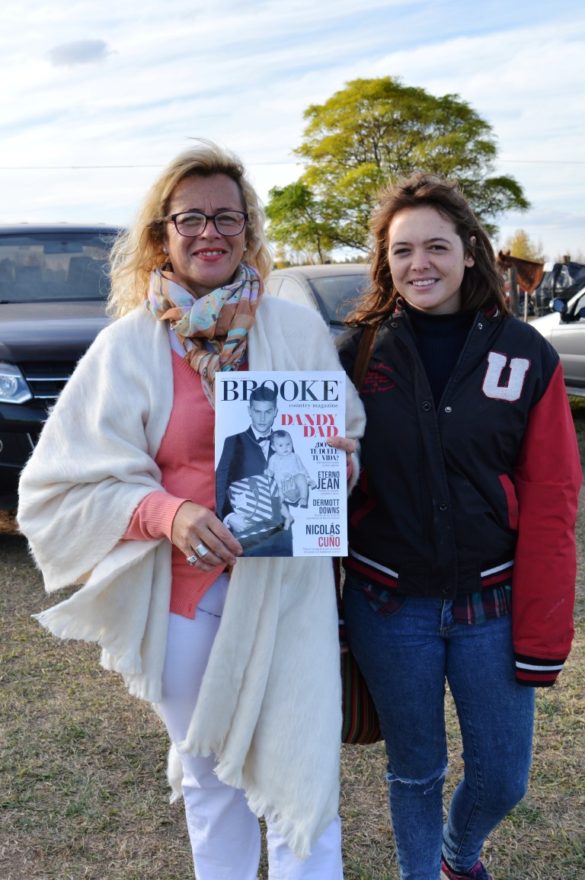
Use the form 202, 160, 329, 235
216, 385, 293, 556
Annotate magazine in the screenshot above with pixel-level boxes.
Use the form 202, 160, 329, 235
215, 371, 347, 557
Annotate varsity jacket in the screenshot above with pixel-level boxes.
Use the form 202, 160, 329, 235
338, 306, 582, 686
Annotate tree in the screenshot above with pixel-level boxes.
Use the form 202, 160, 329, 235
267, 77, 529, 260
502, 229, 545, 262
264, 181, 335, 264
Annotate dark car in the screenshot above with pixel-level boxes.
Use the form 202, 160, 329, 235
531, 288, 585, 397
265, 263, 369, 334
0, 224, 118, 508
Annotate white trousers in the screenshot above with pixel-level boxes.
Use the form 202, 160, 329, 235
157, 575, 343, 880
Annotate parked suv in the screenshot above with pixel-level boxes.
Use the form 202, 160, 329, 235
0, 224, 118, 508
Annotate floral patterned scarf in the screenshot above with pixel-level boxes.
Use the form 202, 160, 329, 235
147, 263, 263, 406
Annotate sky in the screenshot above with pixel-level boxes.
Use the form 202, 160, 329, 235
1, 0, 583, 264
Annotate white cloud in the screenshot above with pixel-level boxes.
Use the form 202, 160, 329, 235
48, 39, 112, 66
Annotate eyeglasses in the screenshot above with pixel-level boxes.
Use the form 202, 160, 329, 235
165, 210, 248, 238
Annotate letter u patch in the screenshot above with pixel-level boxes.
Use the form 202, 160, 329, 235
482, 352, 530, 402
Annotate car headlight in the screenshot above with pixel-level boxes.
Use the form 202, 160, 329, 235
0, 363, 33, 404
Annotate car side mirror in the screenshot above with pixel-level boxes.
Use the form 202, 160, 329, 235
552, 298, 574, 323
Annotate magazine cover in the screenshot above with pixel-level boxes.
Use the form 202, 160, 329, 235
215, 371, 347, 557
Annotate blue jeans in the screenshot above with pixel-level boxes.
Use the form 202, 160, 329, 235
343, 573, 535, 880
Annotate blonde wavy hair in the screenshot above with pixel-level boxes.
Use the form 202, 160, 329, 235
108, 140, 273, 317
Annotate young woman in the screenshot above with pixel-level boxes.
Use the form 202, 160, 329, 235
18, 141, 365, 880
338, 173, 581, 880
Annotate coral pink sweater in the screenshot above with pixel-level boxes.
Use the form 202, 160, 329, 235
124, 351, 224, 618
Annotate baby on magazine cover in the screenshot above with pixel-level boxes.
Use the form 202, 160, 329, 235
266, 430, 317, 509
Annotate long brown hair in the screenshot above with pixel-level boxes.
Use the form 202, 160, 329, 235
346, 172, 508, 325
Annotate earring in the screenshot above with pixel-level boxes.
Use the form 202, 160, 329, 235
163, 247, 168, 254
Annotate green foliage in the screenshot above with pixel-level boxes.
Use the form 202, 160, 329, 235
267, 77, 529, 258
265, 181, 336, 263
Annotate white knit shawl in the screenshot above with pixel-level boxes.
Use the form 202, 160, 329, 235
18, 296, 365, 858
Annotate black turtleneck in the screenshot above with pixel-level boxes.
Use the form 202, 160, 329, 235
405, 304, 475, 405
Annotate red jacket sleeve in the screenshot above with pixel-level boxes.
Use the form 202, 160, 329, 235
512, 363, 582, 686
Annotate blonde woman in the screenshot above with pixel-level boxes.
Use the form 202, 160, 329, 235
18, 141, 365, 880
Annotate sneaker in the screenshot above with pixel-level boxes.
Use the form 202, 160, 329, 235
440, 855, 493, 880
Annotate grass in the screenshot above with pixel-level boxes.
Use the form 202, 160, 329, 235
1, 403, 583, 880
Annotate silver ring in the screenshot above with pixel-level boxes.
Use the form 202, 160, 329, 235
194, 542, 209, 558
186, 554, 199, 566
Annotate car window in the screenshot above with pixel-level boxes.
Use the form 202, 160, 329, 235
276, 277, 315, 310
310, 274, 368, 323
0, 232, 116, 303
